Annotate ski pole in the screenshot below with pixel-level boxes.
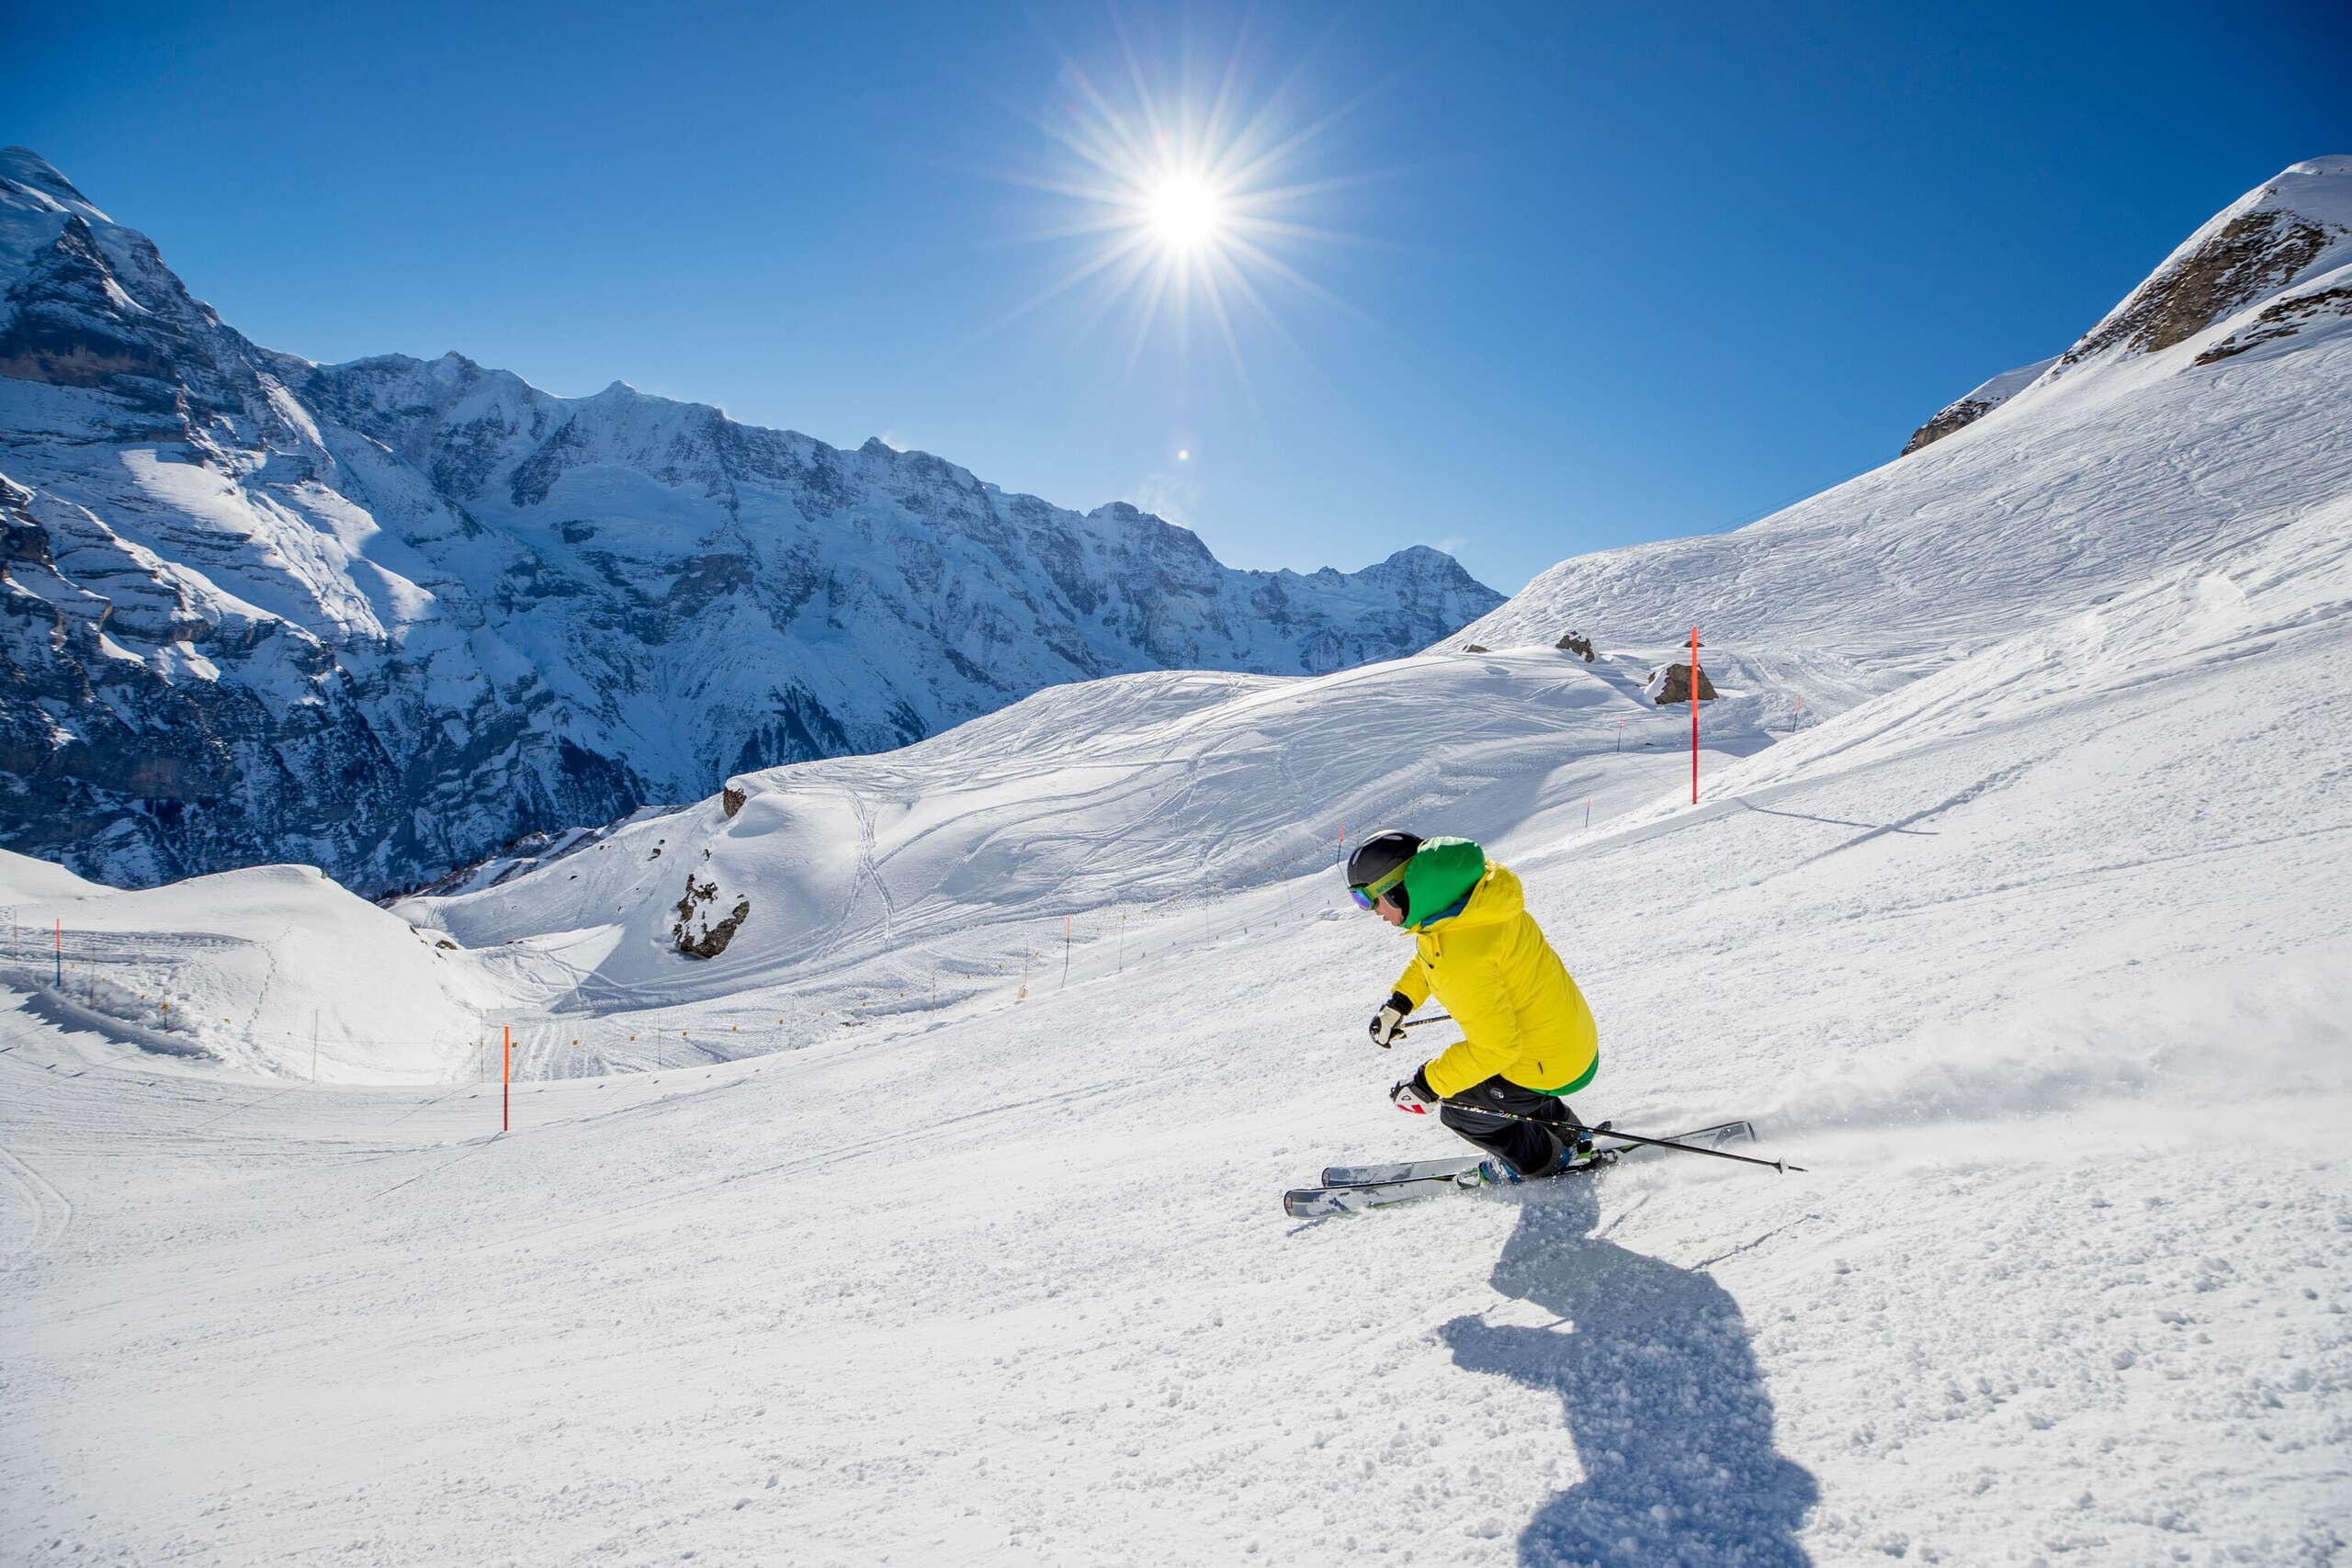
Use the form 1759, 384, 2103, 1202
1446, 1101, 1806, 1174
1396, 1012, 1453, 1031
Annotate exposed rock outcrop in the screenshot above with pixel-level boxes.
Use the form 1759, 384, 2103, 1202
671, 874, 751, 959
1651, 663, 1717, 705
2195, 285, 2352, 364
1901, 356, 2059, 456
2062, 209, 2334, 365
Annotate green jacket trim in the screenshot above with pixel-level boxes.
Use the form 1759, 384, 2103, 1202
1521, 1054, 1599, 1097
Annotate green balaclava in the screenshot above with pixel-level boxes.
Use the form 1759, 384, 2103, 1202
1397, 837, 1486, 930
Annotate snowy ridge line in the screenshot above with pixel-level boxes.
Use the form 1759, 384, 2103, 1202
1447, 159, 2352, 675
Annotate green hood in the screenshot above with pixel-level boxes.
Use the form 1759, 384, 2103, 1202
1399, 837, 1487, 931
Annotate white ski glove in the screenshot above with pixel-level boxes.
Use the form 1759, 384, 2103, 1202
1390, 1069, 1440, 1115
1368, 990, 1413, 1048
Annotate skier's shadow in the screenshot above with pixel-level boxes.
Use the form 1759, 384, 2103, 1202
1441, 1180, 1817, 1568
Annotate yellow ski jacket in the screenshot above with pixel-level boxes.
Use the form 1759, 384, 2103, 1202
1392, 856, 1599, 1100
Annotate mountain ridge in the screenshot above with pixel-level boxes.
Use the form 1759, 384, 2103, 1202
0, 149, 1499, 895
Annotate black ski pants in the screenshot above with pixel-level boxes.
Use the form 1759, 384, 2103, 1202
1439, 1075, 1579, 1178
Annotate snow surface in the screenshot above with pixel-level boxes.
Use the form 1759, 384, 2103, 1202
5, 489, 2348, 1561
3, 159, 2350, 1567
1951, 355, 2062, 412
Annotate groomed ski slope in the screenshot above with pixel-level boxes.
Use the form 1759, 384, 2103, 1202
4, 494, 2347, 1567
394, 639, 1837, 1055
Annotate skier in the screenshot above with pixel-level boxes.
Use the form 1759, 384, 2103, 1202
1347, 830, 1600, 1180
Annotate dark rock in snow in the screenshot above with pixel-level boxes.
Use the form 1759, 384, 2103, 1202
1653, 664, 1717, 705
672, 873, 750, 958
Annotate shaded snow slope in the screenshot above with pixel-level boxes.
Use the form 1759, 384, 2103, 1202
1453, 156, 2352, 673
0, 146, 1498, 896
2, 423, 2346, 1564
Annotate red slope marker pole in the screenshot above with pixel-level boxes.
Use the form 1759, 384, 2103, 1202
502, 1024, 512, 1133
1689, 626, 1702, 805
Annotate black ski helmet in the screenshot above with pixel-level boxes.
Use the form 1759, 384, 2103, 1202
1346, 829, 1422, 912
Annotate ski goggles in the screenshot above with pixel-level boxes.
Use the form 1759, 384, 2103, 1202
1348, 863, 1408, 911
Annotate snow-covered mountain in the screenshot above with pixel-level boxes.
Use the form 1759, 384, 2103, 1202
0, 148, 1498, 897
5, 158, 2349, 1568
1449, 155, 2352, 674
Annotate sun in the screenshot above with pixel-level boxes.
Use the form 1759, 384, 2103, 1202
978, 28, 1368, 383
1147, 175, 1225, 250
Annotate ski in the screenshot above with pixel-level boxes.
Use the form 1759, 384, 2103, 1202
1317, 1155, 1484, 1186
1283, 1168, 1487, 1218
1287, 1120, 1758, 1218
1319, 1120, 1749, 1186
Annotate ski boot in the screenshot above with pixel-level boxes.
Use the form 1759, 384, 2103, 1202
1557, 1119, 1616, 1171
1473, 1158, 1524, 1187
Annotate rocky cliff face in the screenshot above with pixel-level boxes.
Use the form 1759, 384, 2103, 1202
0, 149, 1500, 894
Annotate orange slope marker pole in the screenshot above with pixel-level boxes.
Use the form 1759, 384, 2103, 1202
502, 1024, 512, 1133
1690, 626, 1702, 805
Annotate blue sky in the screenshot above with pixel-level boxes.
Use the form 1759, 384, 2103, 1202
16, 0, 2347, 592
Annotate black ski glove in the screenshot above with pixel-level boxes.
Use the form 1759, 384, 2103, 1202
1390, 1066, 1440, 1114
1368, 990, 1414, 1048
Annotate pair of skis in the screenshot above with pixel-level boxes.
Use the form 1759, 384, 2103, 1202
1282, 1120, 1758, 1218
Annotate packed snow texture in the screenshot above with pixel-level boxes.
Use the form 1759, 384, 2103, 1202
2, 160, 2348, 1566
0, 145, 1499, 897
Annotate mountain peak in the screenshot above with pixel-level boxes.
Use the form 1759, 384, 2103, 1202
0, 147, 107, 221
2053, 154, 2352, 372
